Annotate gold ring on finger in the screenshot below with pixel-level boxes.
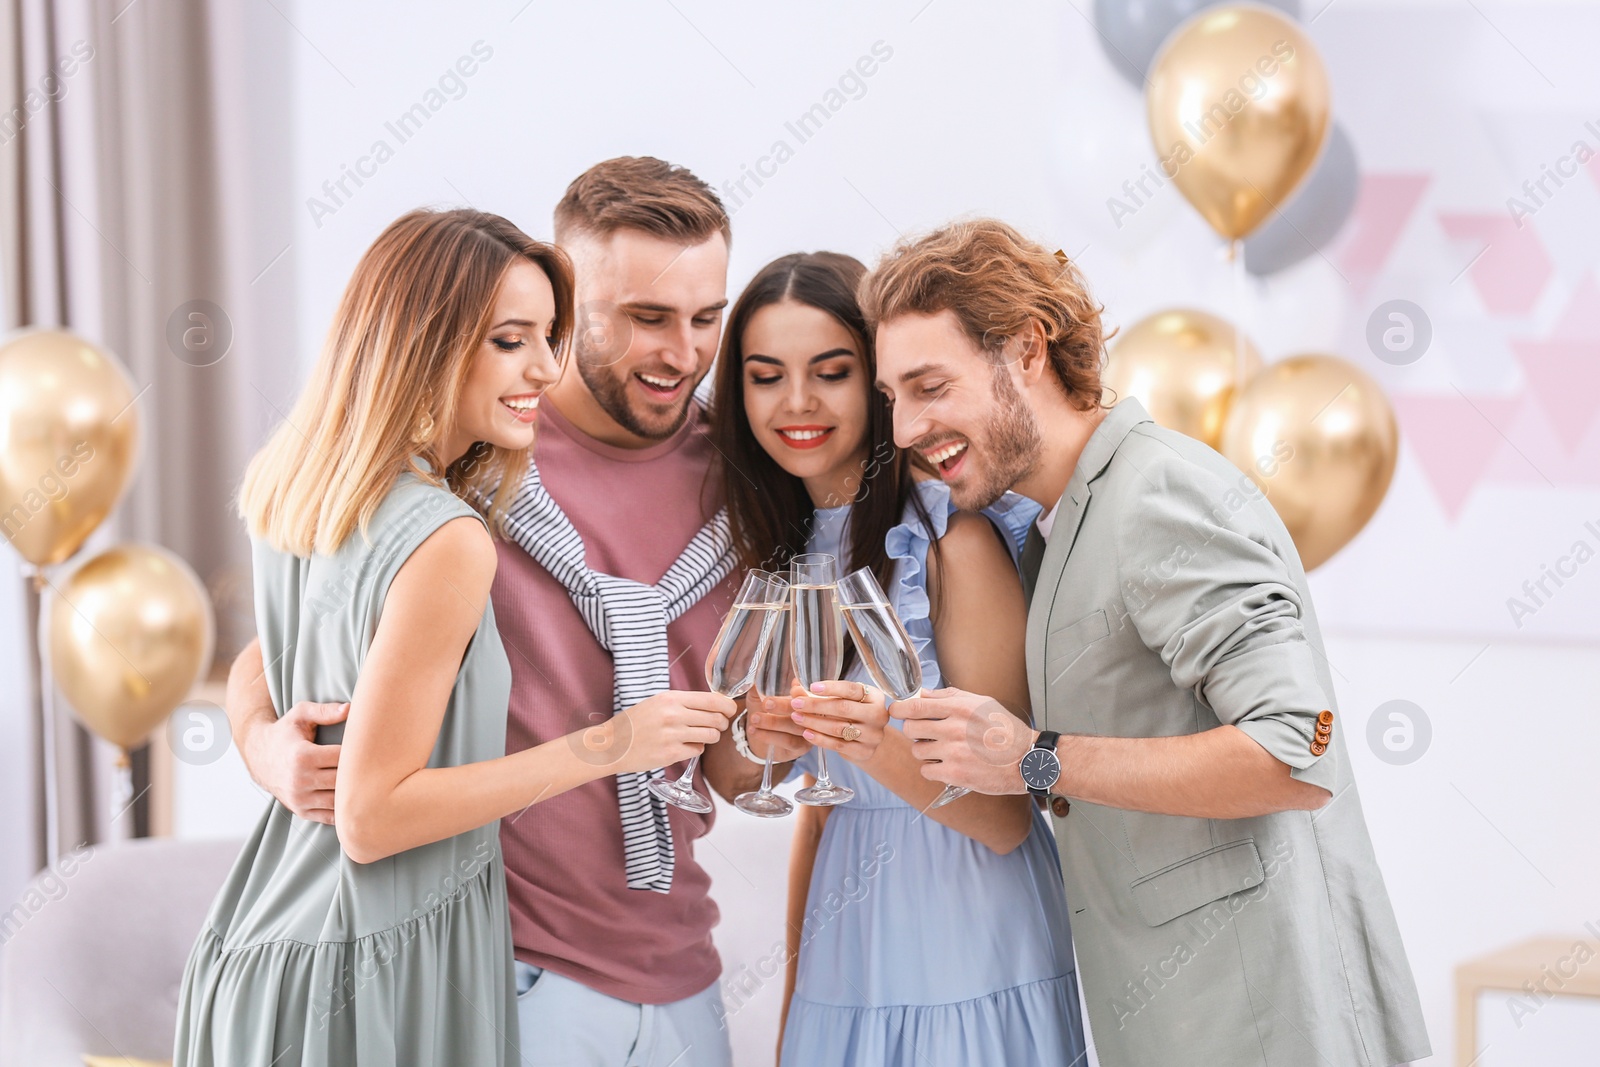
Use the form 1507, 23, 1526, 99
841, 724, 862, 743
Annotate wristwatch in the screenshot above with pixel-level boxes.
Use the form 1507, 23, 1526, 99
1019, 731, 1062, 799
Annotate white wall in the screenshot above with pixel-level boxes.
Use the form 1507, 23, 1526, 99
156, 1, 1600, 1063
1332, 634, 1600, 1066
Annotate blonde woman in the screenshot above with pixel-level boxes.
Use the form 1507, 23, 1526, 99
174, 209, 735, 1066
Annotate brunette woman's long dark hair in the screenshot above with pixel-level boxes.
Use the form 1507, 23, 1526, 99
709, 251, 938, 599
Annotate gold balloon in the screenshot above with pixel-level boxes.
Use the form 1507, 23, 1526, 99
48, 544, 215, 750
1103, 309, 1262, 449
1146, 4, 1332, 241
1220, 355, 1397, 571
0, 328, 140, 565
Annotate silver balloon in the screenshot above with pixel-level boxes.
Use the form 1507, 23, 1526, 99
1244, 123, 1360, 276
1092, 0, 1301, 87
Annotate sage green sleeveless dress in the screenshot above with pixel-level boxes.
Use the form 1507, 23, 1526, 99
174, 474, 519, 1066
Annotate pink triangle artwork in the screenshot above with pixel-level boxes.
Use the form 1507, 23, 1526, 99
1436, 212, 1554, 318
1509, 275, 1600, 454
1335, 174, 1430, 289
1392, 394, 1523, 520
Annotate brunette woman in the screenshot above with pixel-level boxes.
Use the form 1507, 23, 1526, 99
710, 252, 1087, 1066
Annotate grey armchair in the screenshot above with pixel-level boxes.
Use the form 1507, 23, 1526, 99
0, 836, 241, 1067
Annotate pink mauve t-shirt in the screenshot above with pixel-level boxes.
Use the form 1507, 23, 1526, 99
492, 399, 736, 1005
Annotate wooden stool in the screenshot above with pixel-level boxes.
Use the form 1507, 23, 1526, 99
1455, 936, 1600, 1066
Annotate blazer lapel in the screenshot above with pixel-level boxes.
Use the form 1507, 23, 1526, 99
1025, 478, 1088, 695
1019, 525, 1047, 605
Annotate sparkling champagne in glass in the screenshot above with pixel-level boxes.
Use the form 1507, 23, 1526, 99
650, 571, 786, 813
836, 567, 922, 700
791, 553, 854, 806
836, 567, 963, 809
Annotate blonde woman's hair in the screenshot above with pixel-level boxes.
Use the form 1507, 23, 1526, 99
239, 208, 574, 556
858, 218, 1110, 411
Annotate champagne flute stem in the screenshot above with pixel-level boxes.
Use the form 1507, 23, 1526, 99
928, 784, 968, 810
674, 755, 701, 789
758, 743, 776, 794
814, 748, 832, 788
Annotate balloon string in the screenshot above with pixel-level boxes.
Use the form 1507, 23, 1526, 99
24, 561, 62, 868
113, 752, 134, 833
1231, 239, 1248, 388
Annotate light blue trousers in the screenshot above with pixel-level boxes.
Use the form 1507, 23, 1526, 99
514, 961, 733, 1067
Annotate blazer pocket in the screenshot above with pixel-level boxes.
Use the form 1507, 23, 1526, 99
1128, 839, 1265, 927
1046, 608, 1111, 674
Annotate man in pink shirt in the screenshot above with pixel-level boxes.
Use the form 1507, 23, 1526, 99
224, 158, 796, 1065
489, 157, 766, 1065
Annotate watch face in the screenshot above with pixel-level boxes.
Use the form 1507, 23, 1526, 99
1019, 747, 1060, 791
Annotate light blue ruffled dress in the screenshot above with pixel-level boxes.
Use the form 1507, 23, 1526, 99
780, 480, 1087, 1067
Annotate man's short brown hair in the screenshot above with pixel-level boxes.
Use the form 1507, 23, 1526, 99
859, 218, 1107, 410
554, 156, 731, 248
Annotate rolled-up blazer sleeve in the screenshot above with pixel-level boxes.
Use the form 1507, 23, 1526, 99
1113, 458, 1338, 793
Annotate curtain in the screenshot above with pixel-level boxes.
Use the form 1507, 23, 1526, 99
1, 0, 292, 875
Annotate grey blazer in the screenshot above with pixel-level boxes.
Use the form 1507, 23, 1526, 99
1027, 399, 1429, 1067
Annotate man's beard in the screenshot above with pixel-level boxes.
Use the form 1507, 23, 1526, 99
954, 365, 1042, 511
575, 352, 698, 442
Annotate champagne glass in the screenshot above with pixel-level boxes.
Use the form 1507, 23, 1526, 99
734, 588, 797, 818
650, 570, 787, 813
791, 553, 854, 806
836, 566, 963, 809
836, 566, 922, 698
